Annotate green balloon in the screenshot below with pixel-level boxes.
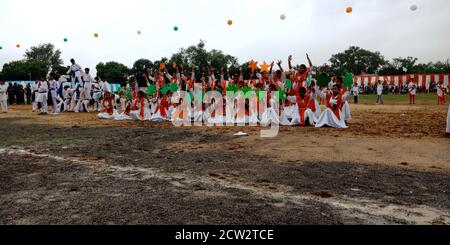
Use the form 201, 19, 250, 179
0, 46, 2, 50
173, 26, 179, 31
63, 38, 68, 42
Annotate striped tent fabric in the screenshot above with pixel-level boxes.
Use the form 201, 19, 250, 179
353, 74, 450, 89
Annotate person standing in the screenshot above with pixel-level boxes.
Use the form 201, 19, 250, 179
0, 80, 8, 113
376, 80, 384, 105
7, 83, 14, 105
67, 59, 83, 88
437, 81, 446, 105
31, 81, 39, 112
352, 82, 359, 104
37, 79, 49, 115
408, 79, 417, 105
48, 73, 59, 114
25, 83, 32, 104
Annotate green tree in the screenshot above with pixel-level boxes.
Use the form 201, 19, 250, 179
169, 40, 238, 75
2, 60, 48, 80
329, 46, 386, 75
96, 61, 130, 83
24, 43, 63, 72
132, 59, 153, 76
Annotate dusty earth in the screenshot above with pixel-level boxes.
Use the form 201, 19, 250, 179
0, 101, 449, 225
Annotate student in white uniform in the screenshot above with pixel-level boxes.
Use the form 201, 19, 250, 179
48, 73, 59, 114
78, 68, 94, 112
57, 73, 70, 99
67, 59, 83, 87
92, 79, 103, 112
37, 79, 49, 115
31, 81, 39, 112
61, 85, 72, 112
0, 80, 8, 113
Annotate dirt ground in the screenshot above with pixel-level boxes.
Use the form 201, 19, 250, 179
0, 101, 449, 225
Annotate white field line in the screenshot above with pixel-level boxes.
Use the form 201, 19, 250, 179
1, 147, 449, 225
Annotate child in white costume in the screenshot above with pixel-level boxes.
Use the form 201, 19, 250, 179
0, 80, 7, 113
129, 91, 152, 121
36, 80, 49, 115
315, 85, 350, 129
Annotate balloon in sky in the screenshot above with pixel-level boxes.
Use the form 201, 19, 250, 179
227, 20, 233, 25
64, 38, 68, 42
16, 44, 21, 48
173, 26, 179, 31
410, 4, 418, 11
280, 14, 286, 20
94, 33, 99, 38
137, 30, 142, 35
0, 46, 2, 50
346, 6, 353, 13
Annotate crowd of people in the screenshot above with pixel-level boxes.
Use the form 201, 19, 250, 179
0, 56, 449, 133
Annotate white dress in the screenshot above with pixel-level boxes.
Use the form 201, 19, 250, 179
291, 108, 316, 126
98, 110, 119, 120
342, 101, 352, 121
315, 108, 348, 129
315, 93, 349, 129
130, 99, 152, 121
260, 98, 280, 126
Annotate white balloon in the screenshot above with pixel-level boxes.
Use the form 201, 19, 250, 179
410, 4, 418, 11
280, 14, 286, 20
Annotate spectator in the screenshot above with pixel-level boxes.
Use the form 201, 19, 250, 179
376, 80, 384, 105
17, 85, 25, 104
7, 83, 15, 104
26, 83, 32, 104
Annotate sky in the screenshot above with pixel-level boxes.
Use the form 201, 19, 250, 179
0, 0, 449, 76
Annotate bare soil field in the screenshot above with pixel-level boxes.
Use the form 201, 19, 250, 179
0, 101, 449, 225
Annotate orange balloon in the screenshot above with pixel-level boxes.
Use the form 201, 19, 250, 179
94, 33, 99, 38
16, 44, 21, 48
227, 20, 233, 25
346, 6, 353, 13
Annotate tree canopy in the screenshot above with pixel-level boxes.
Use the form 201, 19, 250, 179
24, 43, 63, 72
96, 61, 130, 83
1, 41, 449, 82
329, 46, 387, 76
2, 60, 48, 80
